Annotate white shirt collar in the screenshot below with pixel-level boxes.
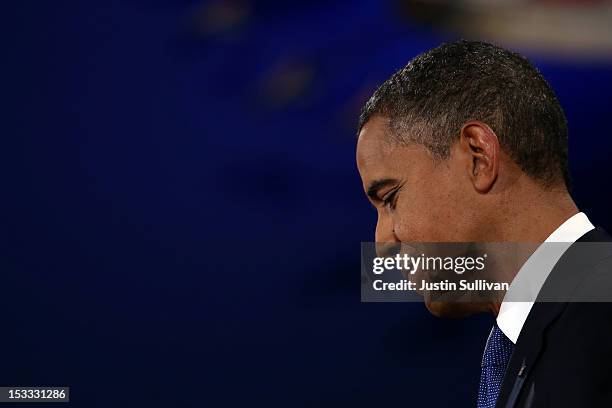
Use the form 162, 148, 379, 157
496, 212, 595, 344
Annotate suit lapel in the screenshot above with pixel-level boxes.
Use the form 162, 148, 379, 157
496, 301, 566, 408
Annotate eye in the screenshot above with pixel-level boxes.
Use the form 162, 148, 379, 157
382, 189, 398, 209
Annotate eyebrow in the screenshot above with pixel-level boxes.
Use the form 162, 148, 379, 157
366, 178, 399, 200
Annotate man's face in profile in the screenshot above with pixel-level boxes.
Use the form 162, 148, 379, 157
357, 116, 487, 317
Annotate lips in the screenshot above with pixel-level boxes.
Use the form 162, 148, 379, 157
374, 242, 401, 258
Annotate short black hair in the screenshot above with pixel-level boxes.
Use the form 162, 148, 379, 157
358, 40, 569, 188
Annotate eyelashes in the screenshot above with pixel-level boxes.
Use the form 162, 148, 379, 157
382, 189, 399, 209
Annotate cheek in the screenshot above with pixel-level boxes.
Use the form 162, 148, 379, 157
392, 178, 457, 242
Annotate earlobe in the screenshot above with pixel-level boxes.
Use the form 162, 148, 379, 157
460, 121, 500, 193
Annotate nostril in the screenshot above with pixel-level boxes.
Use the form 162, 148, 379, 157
392, 229, 400, 242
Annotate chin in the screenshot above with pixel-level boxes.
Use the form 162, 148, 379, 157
424, 301, 483, 319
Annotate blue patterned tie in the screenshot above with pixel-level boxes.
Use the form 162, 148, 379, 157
477, 324, 514, 408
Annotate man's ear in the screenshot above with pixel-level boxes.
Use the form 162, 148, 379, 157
459, 121, 500, 193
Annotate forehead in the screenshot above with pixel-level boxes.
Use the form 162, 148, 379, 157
356, 116, 392, 171
356, 116, 431, 183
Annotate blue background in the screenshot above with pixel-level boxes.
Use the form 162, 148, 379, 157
4, 1, 612, 406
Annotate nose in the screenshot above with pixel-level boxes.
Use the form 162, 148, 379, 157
375, 212, 400, 257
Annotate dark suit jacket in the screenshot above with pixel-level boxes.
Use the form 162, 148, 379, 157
496, 227, 612, 408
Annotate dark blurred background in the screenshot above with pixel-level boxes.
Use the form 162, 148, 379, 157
4, 1, 612, 407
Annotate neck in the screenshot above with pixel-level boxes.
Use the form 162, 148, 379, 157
483, 179, 579, 316
488, 180, 579, 243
